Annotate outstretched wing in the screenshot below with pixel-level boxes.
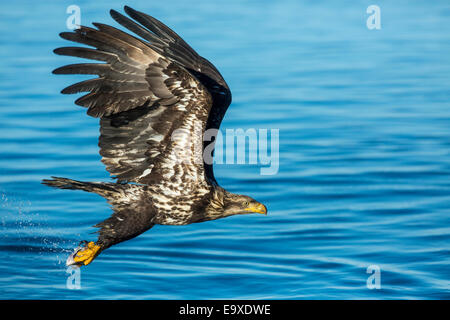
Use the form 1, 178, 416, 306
110, 6, 232, 183
53, 7, 231, 188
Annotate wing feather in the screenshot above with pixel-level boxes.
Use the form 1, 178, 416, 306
53, 6, 232, 186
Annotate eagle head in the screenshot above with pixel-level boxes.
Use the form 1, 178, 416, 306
206, 187, 267, 220
223, 193, 267, 216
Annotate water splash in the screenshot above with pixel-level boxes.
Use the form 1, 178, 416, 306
0, 189, 74, 266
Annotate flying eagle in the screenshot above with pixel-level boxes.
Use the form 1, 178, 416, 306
43, 6, 267, 267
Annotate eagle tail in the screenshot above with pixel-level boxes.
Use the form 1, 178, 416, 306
41, 176, 120, 198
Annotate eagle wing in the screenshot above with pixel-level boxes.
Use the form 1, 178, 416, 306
53, 7, 231, 189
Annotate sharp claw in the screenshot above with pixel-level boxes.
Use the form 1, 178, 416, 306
66, 241, 101, 267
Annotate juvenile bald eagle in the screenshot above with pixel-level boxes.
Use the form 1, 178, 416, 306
42, 6, 267, 266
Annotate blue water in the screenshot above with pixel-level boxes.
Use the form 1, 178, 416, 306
1, 0, 449, 299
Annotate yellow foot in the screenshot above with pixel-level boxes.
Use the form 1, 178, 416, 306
66, 241, 101, 266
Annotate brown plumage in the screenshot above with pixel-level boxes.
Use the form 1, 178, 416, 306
42, 6, 266, 267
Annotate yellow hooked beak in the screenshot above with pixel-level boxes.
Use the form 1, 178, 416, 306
244, 203, 267, 215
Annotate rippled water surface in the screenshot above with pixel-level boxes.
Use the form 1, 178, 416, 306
1, 0, 449, 299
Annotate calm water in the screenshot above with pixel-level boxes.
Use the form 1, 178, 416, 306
0, 0, 449, 299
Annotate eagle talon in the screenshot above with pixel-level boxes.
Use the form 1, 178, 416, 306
66, 241, 101, 267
